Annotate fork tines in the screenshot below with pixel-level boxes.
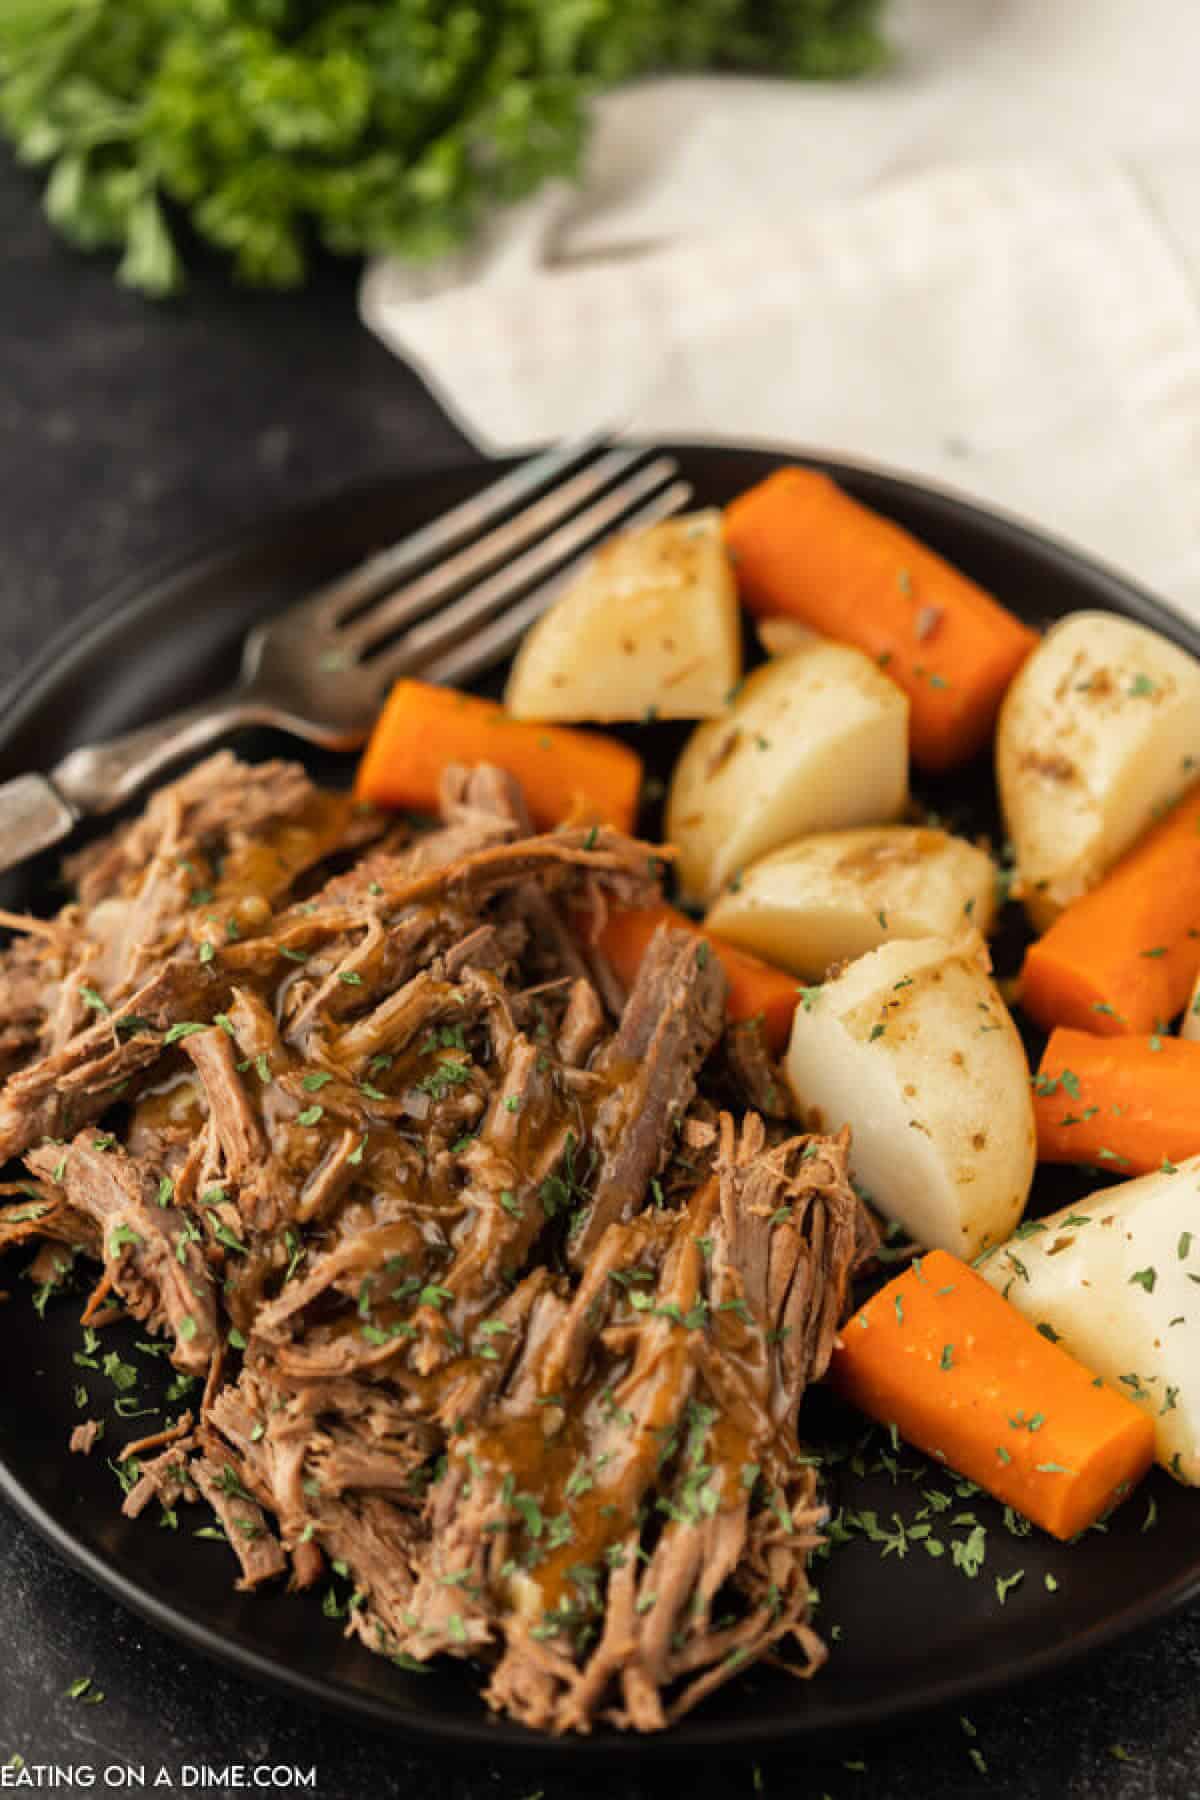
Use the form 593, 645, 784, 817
301, 435, 693, 695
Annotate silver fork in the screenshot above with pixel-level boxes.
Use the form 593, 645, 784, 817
0, 438, 692, 876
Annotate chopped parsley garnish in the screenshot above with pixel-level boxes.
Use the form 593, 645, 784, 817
418, 1284, 453, 1311
418, 1059, 472, 1101
283, 1230, 306, 1283
163, 1021, 208, 1045
994, 1570, 1024, 1604
101, 1351, 138, 1393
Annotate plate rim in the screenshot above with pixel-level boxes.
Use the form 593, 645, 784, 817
2, 443, 1198, 1759
3, 1444, 1198, 1764
5, 442, 1200, 741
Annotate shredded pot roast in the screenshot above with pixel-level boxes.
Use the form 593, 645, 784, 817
0, 753, 870, 1733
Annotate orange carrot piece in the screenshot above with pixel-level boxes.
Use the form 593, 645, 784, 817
830, 1249, 1154, 1540
723, 469, 1038, 771
1020, 783, 1200, 1037
593, 902, 799, 1054
1032, 1027, 1200, 1175
354, 680, 643, 834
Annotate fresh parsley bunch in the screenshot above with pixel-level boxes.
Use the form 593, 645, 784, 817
0, 0, 886, 297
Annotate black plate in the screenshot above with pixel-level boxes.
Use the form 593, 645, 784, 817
1, 446, 1197, 1762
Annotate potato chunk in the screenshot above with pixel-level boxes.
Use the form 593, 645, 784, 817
997, 611, 1200, 932
505, 511, 740, 723
666, 642, 909, 905
784, 937, 1034, 1258
980, 1162, 1200, 1484
707, 826, 995, 980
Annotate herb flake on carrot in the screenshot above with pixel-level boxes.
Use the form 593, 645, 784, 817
830, 1249, 1155, 1540
1032, 1028, 1200, 1175
723, 469, 1038, 771
354, 680, 642, 833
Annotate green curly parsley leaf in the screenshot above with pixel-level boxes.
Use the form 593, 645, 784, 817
0, 0, 887, 295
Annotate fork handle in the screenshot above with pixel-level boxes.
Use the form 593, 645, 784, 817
0, 691, 260, 880
0, 774, 79, 876
50, 690, 261, 817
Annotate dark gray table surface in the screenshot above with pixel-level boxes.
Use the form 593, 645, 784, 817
1, 151, 1198, 1799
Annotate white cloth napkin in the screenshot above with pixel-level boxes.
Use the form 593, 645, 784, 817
360, 0, 1200, 617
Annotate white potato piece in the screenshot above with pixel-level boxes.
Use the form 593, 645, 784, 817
756, 616, 818, 658
784, 936, 1035, 1259
979, 1162, 1200, 1484
1180, 970, 1200, 1043
706, 826, 996, 981
996, 611, 1200, 932
504, 510, 740, 723
667, 642, 909, 905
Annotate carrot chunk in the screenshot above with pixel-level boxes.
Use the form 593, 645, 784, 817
592, 902, 799, 1054
354, 680, 642, 833
1020, 782, 1200, 1037
1033, 1027, 1200, 1175
723, 468, 1038, 771
830, 1249, 1154, 1540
